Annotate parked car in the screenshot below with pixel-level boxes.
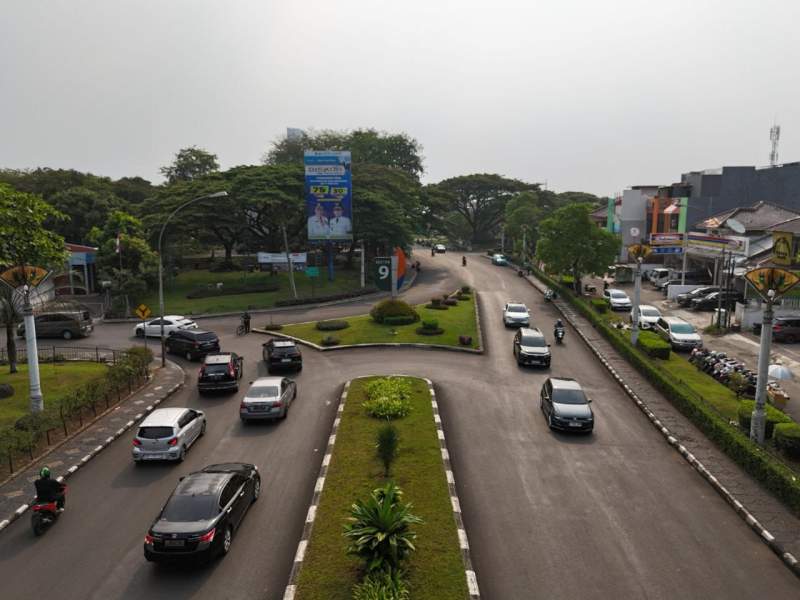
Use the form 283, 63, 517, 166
753, 316, 800, 342
134, 315, 198, 338
690, 290, 744, 311
603, 288, 632, 311
143, 463, 260, 563
649, 268, 672, 287
630, 304, 661, 329
262, 339, 303, 372
654, 316, 702, 351
503, 302, 530, 327
434, 244, 446, 253
491, 254, 508, 266
676, 286, 719, 307
540, 377, 594, 433
132, 408, 206, 463
198, 352, 244, 393
513, 328, 551, 367
240, 377, 297, 422
165, 329, 220, 361
17, 310, 93, 340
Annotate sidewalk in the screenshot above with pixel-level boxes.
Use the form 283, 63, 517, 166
0, 360, 184, 532
525, 273, 800, 573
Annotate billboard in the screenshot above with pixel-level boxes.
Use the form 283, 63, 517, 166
304, 150, 353, 241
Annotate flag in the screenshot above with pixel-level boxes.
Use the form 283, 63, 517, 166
115, 233, 121, 254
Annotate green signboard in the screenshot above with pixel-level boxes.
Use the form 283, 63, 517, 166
305, 266, 320, 278
374, 257, 392, 291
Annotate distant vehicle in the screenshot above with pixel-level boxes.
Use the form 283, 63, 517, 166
648, 268, 672, 286
654, 316, 702, 351
262, 339, 303, 373
132, 408, 206, 463
240, 377, 297, 422
134, 315, 198, 338
513, 328, 551, 367
540, 377, 594, 433
491, 254, 508, 266
754, 316, 800, 343
434, 244, 446, 253
165, 329, 220, 361
17, 310, 93, 340
690, 290, 744, 311
143, 463, 260, 563
198, 352, 244, 393
503, 302, 530, 327
676, 286, 719, 307
630, 304, 661, 330
603, 289, 632, 311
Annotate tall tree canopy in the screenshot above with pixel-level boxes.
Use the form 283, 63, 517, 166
536, 203, 619, 293
160, 146, 219, 184
44, 186, 121, 244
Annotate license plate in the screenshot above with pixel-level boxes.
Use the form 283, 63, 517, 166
281, 358, 291, 363
164, 539, 185, 547
145, 453, 165, 460
569, 422, 582, 428
252, 405, 267, 411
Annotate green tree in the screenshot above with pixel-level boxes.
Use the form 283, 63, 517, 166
536, 203, 620, 294
111, 176, 154, 205
160, 146, 219, 184
45, 186, 121, 244
0, 285, 23, 374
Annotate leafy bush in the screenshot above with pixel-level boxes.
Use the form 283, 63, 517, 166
316, 320, 350, 331
775, 423, 800, 459
208, 260, 241, 272
421, 319, 439, 330
363, 378, 413, 419
383, 315, 417, 326
343, 482, 422, 574
459, 335, 473, 346
636, 331, 670, 359
376, 423, 399, 477
590, 298, 608, 313
262, 323, 283, 331
737, 401, 793, 439
186, 281, 279, 299
430, 297, 442, 307
320, 335, 340, 347
461, 285, 471, 294
370, 299, 419, 324
352, 570, 410, 600
0, 383, 13, 399
275, 287, 378, 307
443, 298, 458, 306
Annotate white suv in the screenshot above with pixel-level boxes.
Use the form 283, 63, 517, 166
654, 316, 702, 351
604, 288, 632, 311
503, 302, 530, 327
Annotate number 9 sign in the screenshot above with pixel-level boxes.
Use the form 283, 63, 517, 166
374, 257, 393, 291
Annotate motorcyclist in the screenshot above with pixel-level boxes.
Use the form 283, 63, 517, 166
554, 319, 565, 336
241, 310, 251, 334
34, 466, 65, 512
462, 256, 467, 267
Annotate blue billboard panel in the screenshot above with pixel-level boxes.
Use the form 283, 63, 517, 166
304, 150, 353, 241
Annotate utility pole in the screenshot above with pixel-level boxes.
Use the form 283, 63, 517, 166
628, 244, 652, 347
281, 224, 298, 299
22, 285, 43, 412
360, 240, 365, 288
751, 289, 775, 444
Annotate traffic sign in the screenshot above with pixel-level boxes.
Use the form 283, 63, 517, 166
135, 304, 152, 320
305, 266, 319, 278
374, 257, 392, 291
745, 268, 800, 300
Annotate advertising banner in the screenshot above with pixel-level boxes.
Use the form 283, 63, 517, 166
772, 231, 793, 266
257, 252, 308, 264
304, 150, 353, 241
374, 257, 392, 291
650, 233, 684, 246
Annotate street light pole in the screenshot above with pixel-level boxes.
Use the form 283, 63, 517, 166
751, 289, 775, 444
157, 191, 228, 367
22, 285, 43, 412
631, 257, 643, 346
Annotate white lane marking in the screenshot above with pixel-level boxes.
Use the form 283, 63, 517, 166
294, 540, 307, 562
306, 505, 317, 524
466, 570, 480, 596
458, 528, 470, 549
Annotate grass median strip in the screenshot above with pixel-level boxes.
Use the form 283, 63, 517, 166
295, 376, 467, 600
280, 293, 479, 349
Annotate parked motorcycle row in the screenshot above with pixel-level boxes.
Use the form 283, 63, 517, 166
688, 347, 788, 401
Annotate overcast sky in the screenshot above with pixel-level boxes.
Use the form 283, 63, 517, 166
2, 1, 799, 196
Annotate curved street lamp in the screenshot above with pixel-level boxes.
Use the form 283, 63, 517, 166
158, 191, 228, 366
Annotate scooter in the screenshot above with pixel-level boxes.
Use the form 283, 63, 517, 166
544, 289, 557, 302
31, 486, 66, 536
554, 326, 565, 344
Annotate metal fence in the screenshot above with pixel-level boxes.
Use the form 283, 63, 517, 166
0, 345, 119, 366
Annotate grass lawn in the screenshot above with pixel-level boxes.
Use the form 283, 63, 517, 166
654, 352, 740, 420
138, 268, 364, 315
280, 293, 479, 349
295, 377, 468, 600
0, 362, 109, 428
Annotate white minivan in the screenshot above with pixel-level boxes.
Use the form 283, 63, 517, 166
132, 408, 206, 463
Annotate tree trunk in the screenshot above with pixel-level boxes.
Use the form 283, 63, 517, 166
345, 240, 357, 269
5, 321, 17, 374
224, 243, 233, 262
572, 264, 582, 295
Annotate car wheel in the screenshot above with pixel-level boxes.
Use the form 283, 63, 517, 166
220, 525, 233, 556
62, 330, 73, 340
185, 351, 193, 361
251, 477, 261, 503
200, 420, 207, 436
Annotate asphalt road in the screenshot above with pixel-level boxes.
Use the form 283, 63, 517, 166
0, 252, 797, 599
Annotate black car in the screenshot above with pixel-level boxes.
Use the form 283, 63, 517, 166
754, 317, 800, 342
144, 463, 260, 564
165, 329, 220, 361
198, 352, 244, 393
262, 340, 302, 373
513, 328, 551, 367
690, 290, 743, 311
676, 286, 719, 307
540, 377, 594, 433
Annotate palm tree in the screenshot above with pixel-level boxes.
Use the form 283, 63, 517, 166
0, 284, 22, 374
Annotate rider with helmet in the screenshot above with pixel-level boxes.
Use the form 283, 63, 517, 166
34, 466, 65, 512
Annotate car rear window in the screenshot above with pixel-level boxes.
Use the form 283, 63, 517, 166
670, 323, 696, 334
552, 388, 588, 405
271, 345, 298, 355
138, 426, 174, 439
161, 494, 218, 521
248, 386, 280, 398
203, 364, 230, 375
195, 332, 218, 341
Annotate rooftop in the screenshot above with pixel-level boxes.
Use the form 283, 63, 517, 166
696, 201, 800, 231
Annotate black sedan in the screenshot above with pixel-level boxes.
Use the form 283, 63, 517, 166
676, 286, 719, 307
540, 377, 594, 433
690, 291, 743, 311
144, 463, 260, 563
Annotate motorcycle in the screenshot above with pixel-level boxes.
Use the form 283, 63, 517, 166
544, 289, 557, 302
462, 256, 467, 267
554, 327, 565, 344
31, 486, 66, 536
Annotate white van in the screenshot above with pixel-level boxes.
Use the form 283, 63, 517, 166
649, 268, 672, 287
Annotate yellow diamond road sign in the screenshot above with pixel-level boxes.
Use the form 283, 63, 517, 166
744, 267, 800, 300
135, 304, 151, 320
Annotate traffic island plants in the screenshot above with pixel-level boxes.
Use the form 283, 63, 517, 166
279, 288, 479, 349
294, 376, 467, 600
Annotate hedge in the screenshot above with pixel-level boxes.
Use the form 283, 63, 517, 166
775, 423, 800, 459
315, 320, 350, 331
590, 298, 608, 313
369, 299, 419, 324
186, 282, 279, 299
383, 315, 417, 326
275, 287, 378, 307
636, 331, 671, 359
531, 266, 800, 514
737, 401, 793, 440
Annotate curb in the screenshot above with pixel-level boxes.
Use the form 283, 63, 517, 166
425, 377, 481, 599
282, 380, 351, 600
0, 361, 186, 534
524, 271, 800, 578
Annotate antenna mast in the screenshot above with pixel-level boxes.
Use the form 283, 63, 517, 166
769, 124, 781, 167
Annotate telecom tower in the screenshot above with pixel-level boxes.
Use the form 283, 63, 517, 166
770, 124, 781, 167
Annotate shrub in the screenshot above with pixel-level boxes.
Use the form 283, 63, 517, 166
461, 285, 471, 294
352, 570, 410, 600
590, 298, 608, 313
186, 281, 279, 299
376, 423, 399, 477
316, 320, 350, 331
737, 401, 793, 439
363, 378, 413, 419
383, 315, 416, 326
775, 423, 800, 458
343, 482, 422, 574
459, 335, 472, 346
208, 260, 241, 272
0, 383, 13, 399
274, 287, 379, 307
320, 335, 340, 347
430, 297, 442, 307
421, 319, 439, 330
262, 323, 283, 331
636, 331, 671, 359
370, 299, 419, 324
443, 298, 458, 306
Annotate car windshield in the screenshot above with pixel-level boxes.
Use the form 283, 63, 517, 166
670, 323, 696, 334
521, 335, 546, 347
641, 308, 660, 317
203, 364, 230, 375
610, 292, 627, 299
507, 305, 527, 313
161, 494, 218, 522
552, 388, 588, 405
271, 345, 298, 355
138, 426, 173, 439
247, 386, 279, 398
